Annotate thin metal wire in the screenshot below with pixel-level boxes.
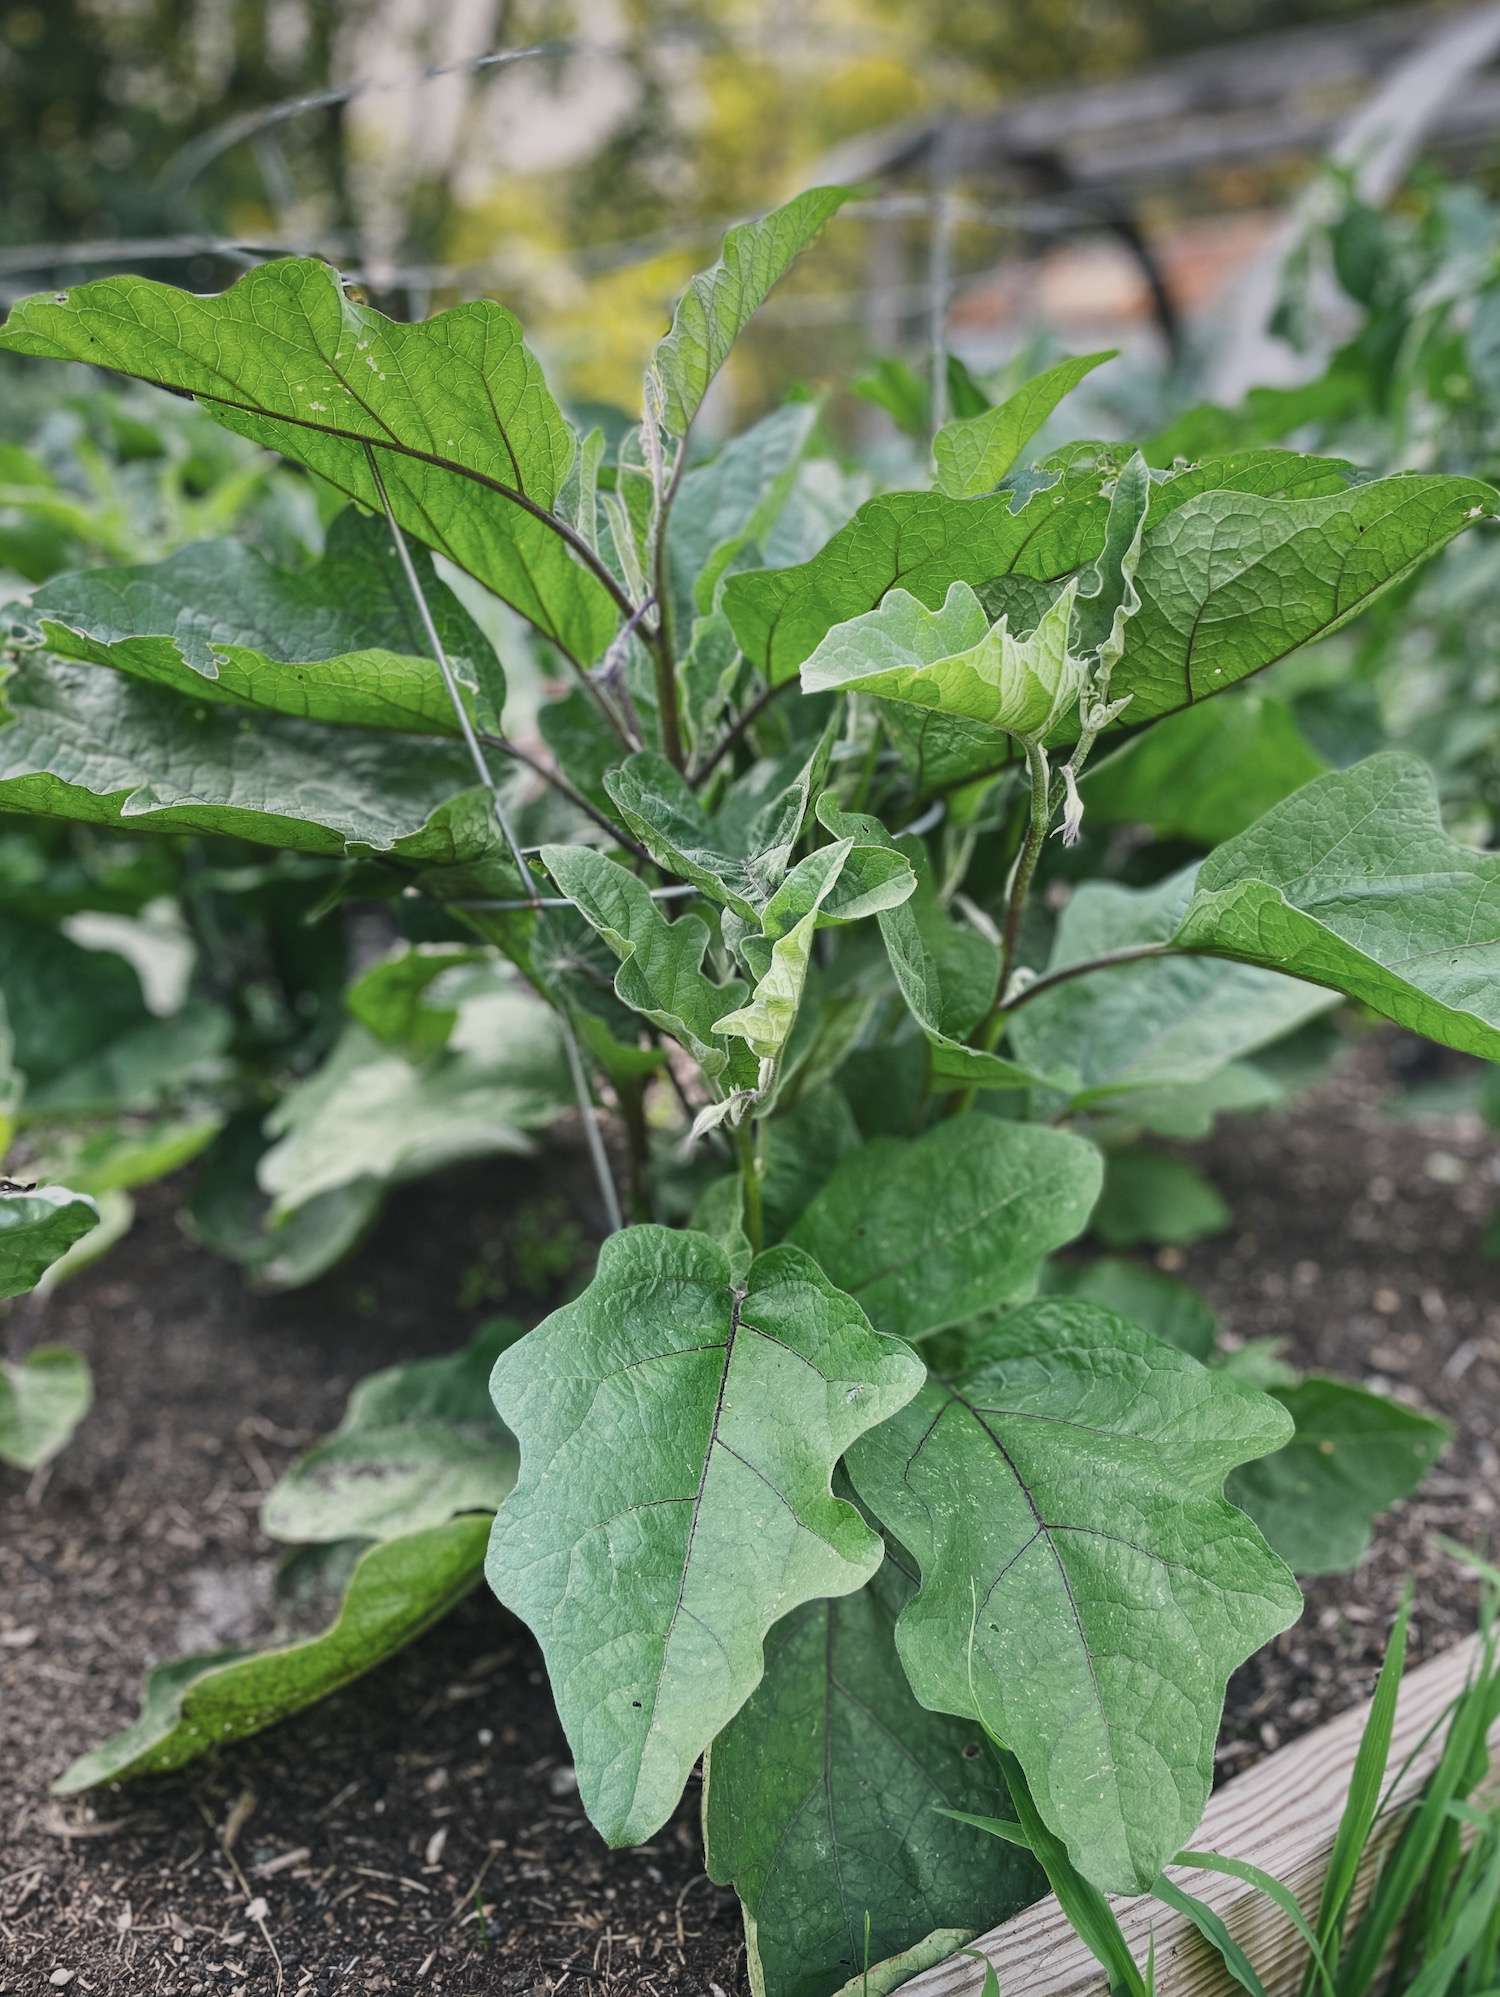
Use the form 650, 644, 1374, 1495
456, 884, 698, 913
365, 446, 625, 1235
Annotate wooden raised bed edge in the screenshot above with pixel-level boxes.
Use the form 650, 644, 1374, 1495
900, 1635, 1499, 1997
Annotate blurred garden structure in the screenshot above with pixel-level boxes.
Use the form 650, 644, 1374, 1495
6, 1, 1500, 425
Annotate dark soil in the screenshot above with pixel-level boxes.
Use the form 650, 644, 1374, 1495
2, 1034, 1497, 1996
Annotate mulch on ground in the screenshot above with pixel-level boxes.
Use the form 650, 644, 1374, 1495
2, 1034, 1496, 1995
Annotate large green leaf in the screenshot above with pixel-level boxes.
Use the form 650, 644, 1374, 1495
0, 1345, 93, 1469
51, 1517, 489, 1794
802, 578, 1084, 741
0, 1186, 99, 1300
1115, 474, 1497, 725
704, 1555, 1042, 1997
725, 460, 1493, 715
650, 189, 851, 436
788, 1119, 1101, 1340
540, 844, 752, 1083
723, 477, 1110, 687
19, 507, 504, 734
1007, 867, 1336, 1106
0, 654, 483, 859
1174, 754, 1500, 1059
485, 1226, 924, 1846
933, 351, 1115, 498
0, 260, 619, 663
258, 991, 567, 1217
847, 1300, 1301, 1892
262, 1321, 522, 1545
1083, 694, 1328, 847
1227, 1378, 1448, 1576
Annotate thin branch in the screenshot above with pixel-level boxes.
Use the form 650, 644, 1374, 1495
476, 730, 646, 857
996, 738, 1052, 1006
1002, 941, 1178, 1011
689, 677, 794, 787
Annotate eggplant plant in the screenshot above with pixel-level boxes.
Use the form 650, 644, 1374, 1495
1, 188, 1495, 1994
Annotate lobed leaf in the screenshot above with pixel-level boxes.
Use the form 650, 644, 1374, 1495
847, 1299, 1301, 1892
726, 457, 1493, 726
52, 1518, 489, 1793
789, 1118, 1101, 1340
0, 260, 619, 662
485, 1226, 925, 1846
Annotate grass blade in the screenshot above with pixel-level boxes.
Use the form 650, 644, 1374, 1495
1175, 1850, 1336, 1997
1152, 1874, 1269, 1997
1309, 1588, 1411, 1992
1338, 1631, 1499, 1994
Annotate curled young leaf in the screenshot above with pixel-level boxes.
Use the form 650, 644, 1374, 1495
802, 579, 1086, 743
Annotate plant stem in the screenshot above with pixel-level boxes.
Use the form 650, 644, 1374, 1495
690, 678, 795, 786
735, 1120, 764, 1254
996, 737, 1052, 1009
1002, 941, 1179, 1011
650, 438, 688, 770
475, 730, 646, 856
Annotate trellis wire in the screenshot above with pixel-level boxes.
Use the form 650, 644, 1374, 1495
365, 447, 624, 1236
